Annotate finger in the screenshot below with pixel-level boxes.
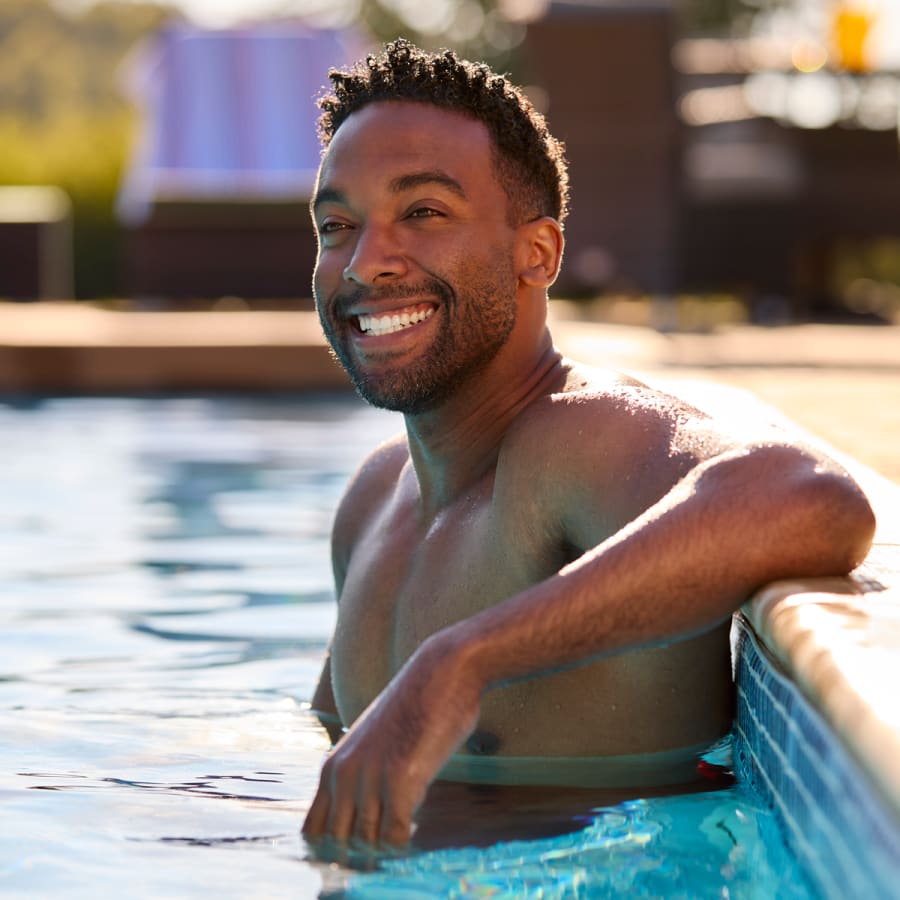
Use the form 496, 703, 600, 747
302, 776, 331, 837
324, 760, 358, 840
307, 835, 350, 867
379, 794, 415, 848
352, 793, 383, 845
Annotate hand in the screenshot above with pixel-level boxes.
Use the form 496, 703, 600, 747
302, 633, 482, 847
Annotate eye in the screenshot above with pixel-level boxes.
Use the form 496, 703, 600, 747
317, 220, 355, 245
319, 220, 350, 234
407, 206, 444, 220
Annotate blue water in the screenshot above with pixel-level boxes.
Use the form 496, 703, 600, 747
0, 395, 815, 898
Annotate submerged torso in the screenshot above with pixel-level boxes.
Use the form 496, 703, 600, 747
329, 376, 735, 776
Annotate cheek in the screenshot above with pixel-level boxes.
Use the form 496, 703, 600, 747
312, 256, 341, 300
453, 241, 516, 289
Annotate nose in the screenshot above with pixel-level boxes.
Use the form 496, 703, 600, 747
341, 223, 408, 286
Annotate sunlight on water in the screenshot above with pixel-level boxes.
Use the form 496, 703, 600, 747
0, 395, 400, 898
0, 395, 813, 898
345, 790, 812, 899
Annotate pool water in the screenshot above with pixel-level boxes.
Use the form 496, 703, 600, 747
0, 395, 815, 898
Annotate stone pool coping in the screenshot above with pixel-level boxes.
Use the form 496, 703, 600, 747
744, 462, 900, 821
3, 300, 899, 822
667, 378, 900, 825
0, 302, 348, 392
3, 301, 900, 394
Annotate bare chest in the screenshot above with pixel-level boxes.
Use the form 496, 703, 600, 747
330, 489, 561, 724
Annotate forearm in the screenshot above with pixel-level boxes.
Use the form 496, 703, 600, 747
440, 446, 875, 694
303, 446, 874, 847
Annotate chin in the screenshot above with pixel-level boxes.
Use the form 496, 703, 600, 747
349, 370, 451, 415
355, 385, 445, 416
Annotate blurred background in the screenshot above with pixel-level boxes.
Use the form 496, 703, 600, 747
1, 0, 898, 323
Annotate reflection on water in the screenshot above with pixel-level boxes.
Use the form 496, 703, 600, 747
0, 395, 811, 898
0, 394, 400, 898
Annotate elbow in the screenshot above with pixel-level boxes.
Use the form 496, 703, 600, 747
703, 444, 877, 579
769, 447, 876, 576
817, 472, 876, 573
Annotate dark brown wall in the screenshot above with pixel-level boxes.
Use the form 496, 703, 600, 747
0, 222, 44, 300
126, 203, 317, 301
0, 218, 72, 300
523, 4, 682, 295
682, 125, 900, 313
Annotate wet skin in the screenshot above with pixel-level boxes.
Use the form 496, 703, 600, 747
302, 101, 876, 848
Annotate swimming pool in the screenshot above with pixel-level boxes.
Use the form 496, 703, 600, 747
0, 393, 852, 897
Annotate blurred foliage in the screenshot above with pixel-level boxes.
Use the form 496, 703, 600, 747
678, 0, 787, 34
353, 0, 528, 75
0, 0, 180, 297
0, 0, 527, 297
0, 0, 770, 298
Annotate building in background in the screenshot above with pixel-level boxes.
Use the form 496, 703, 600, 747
111, 0, 900, 318
523, 3, 682, 299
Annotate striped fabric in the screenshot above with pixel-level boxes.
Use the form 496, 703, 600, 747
118, 25, 361, 224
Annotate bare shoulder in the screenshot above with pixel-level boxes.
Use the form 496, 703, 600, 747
503, 362, 732, 471
331, 432, 409, 585
497, 361, 803, 540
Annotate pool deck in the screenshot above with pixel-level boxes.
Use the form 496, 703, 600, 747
3, 300, 900, 823
2, 301, 898, 480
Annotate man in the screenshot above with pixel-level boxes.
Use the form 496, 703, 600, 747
302, 40, 875, 848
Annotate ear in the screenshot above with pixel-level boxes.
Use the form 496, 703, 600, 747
516, 217, 564, 288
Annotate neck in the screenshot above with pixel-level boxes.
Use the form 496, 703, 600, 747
403, 327, 567, 514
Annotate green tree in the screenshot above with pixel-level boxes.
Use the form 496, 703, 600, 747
0, 0, 178, 298
356, 0, 526, 70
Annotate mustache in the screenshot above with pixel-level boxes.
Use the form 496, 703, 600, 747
330, 277, 454, 315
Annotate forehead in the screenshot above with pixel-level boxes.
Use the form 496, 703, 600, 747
317, 101, 498, 193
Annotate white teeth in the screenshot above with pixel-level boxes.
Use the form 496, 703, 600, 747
358, 307, 434, 336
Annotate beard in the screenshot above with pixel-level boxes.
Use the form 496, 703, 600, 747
316, 256, 517, 415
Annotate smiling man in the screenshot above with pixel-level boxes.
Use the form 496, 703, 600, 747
302, 40, 875, 848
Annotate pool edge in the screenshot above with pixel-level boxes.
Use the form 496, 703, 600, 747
734, 615, 900, 898
735, 460, 900, 900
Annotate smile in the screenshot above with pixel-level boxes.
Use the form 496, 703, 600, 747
356, 306, 435, 337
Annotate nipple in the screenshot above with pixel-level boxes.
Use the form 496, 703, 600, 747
465, 730, 501, 756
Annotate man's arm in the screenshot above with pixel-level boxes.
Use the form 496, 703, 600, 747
302, 441, 875, 846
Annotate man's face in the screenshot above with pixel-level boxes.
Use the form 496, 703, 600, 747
311, 101, 519, 414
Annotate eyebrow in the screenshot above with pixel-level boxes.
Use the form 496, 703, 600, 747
388, 170, 468, 200
311, 187, 345, 214
312, 169, 467, 214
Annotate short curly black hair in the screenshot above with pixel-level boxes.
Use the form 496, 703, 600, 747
317, 39, 569, 227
